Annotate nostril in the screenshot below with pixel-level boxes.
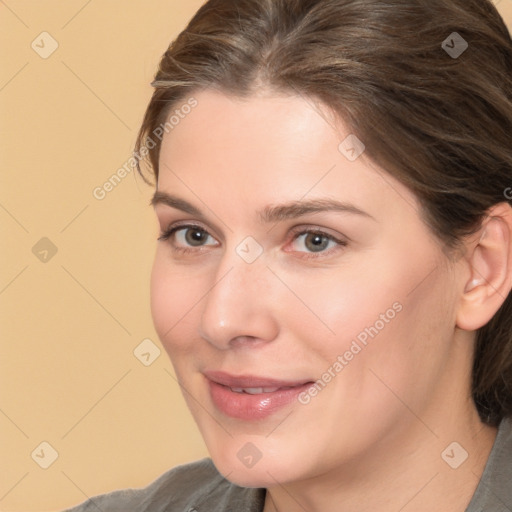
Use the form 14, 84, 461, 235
229, 335, 262, 348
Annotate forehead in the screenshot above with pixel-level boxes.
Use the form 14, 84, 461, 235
159, 89, 338, 168
156, 89, 419, 224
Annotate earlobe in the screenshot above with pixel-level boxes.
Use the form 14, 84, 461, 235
456, 202, 512, 331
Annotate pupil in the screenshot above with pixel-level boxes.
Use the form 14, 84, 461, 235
306, 233, 328, 252
186, 228, 206, 246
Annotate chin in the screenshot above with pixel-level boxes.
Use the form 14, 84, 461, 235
211, 455, 285, 488
206, 439, 301, 488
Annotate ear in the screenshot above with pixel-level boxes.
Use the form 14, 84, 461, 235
456, 202, 512, 331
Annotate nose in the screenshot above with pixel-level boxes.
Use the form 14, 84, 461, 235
198, 251, 280, 350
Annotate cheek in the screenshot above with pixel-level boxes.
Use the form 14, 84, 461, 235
282, 249, 455, 397
332, 266, 456, 417
150, 252, 204, 354
277, 260, 404, 360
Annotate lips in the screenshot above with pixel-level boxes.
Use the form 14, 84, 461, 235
203, 370, 315, 420
203, 370, 312, 390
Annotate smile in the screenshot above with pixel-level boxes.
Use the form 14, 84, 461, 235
203, 371, 314, 420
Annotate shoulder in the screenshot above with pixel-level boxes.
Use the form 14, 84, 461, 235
62, 457, 265, 512
466, 416, 512, 512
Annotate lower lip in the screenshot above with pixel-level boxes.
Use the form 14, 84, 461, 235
208, 380, 313, 420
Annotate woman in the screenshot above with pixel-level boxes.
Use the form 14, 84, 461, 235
65, 0, 512, 510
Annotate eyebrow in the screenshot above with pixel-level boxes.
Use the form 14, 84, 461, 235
151, 191, 376, 223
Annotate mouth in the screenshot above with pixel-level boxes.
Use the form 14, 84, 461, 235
227, 385, 296, 394
203, 370, 315, 420
203, 370, 313, 388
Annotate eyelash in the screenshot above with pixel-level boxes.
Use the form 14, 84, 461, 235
157, 223, 348, 260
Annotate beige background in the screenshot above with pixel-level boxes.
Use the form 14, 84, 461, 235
1, 1, 511, 510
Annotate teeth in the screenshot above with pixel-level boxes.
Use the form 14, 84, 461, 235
243, 387, 264, 394
229, 386, 281, 394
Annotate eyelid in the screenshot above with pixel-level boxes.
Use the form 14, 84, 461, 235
287, 224, 349, 243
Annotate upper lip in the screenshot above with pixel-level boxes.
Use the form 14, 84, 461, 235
203, 370, 313, 388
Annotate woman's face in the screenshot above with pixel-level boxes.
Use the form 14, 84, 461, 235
151, 89, 465, 486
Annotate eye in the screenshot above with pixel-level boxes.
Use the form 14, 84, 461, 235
158, 223, 347, 259
158, 224, 218, 251
288, 228, 347, 256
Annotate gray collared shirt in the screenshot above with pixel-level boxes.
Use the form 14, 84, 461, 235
64, 417, 512, 512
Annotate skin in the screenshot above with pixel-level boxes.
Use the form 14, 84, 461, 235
150, 88, 512, 512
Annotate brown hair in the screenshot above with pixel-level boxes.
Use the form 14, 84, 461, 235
135, 0, 512, 426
